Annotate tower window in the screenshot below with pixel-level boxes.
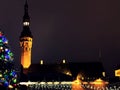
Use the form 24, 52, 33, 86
23, 22, 30, 26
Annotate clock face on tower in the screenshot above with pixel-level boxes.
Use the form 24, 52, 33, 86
23, 22, 30, 26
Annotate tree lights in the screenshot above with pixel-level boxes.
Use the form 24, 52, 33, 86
0, 31, 17, 88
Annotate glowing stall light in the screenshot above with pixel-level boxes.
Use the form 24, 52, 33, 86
54, 82, 59, 85
61, 81, 72, 84
47, 82, 52, 84
40, 82, 46, 84
19, 82, 37, 86
19, 81, 72, 86
82, 82, 88, 84
92, 78, 109, 85
19, 82, 27, 85
19, 82, 29, 86
15, 81, 120, 90
89, 78, 109, 90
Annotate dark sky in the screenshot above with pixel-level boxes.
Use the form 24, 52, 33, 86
0, 0, 120, 76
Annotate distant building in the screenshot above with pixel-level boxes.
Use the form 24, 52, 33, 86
19, 1, 105, 82
20, 62, 105, 82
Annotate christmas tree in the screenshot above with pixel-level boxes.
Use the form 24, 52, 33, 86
0, 31, 17, 88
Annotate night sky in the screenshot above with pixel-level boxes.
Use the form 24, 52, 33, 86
0, 0, 120, 76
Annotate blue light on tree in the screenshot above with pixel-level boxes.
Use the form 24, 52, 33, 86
0, 31, 17, 88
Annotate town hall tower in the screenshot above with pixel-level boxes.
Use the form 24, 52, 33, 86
20, 0, 33, 69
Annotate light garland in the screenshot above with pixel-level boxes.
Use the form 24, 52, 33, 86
0, 31, 17, 88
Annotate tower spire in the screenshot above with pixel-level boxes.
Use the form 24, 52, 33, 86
20, 0, 32, 38
25, 0, 28, 5
23, 0, 30, 25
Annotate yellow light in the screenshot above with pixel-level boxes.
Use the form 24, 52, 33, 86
54, 82, 59, 84
81, 77, 84, 80
40, 60, 43, 65
93, 78, 104, 84
0, 74, 2, 77
72, 79, 83, 90
83, 82, 88, 84
0, 47, 3, 49
63, 59, 66, 64
61, 81, 72, 84
23, 22, 30, 26
47, 82, 52, 84
40, 82, 45, 84
8, 85, 13, 89
102, 72, 105, 77
66, 71, 72, 76
115, 69, 120, 77
90, 78, 109, 87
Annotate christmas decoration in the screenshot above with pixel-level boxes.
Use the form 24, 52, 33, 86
0, 31, 17, 88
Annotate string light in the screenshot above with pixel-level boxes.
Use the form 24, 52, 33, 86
0, 31, 17, 88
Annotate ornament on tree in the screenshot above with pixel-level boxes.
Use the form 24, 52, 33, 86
0, 31, 17, 88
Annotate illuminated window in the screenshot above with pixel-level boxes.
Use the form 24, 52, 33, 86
63, 59, 66, 64
40, 60, 43, 65
102, 72, 105, 77
23, 22, 30, 26
115, 69, 120, 77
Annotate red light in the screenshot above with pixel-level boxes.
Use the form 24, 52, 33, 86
0, 32, 2, 37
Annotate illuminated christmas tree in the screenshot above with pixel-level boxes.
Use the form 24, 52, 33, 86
0, 31, 17, 88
